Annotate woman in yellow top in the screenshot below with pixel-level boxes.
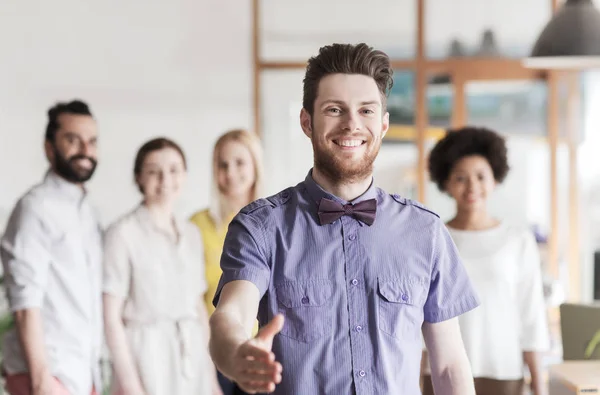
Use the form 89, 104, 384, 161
189, 129, 263, 395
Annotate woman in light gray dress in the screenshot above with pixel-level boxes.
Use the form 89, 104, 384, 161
102, 137, 222, 395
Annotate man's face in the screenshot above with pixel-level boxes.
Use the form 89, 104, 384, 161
300, 73, 389, 183
45, 113, 98, 183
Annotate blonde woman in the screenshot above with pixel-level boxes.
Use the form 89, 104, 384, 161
190, 129, 263, 395
103, 138, 222, 395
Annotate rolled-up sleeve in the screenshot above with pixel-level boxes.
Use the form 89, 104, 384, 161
212, 212, 271, 308
102, 224, 131, 298
0, 200, 52, 311
423, 219, 480, 323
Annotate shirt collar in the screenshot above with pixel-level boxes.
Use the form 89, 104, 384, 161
44, 169, 87, 203
303, 168, 379, 206
135, 203, 186, 244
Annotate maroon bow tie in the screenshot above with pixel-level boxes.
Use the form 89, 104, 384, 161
317, 198, 377, 226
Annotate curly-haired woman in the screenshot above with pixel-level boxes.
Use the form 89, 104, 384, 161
423, 126, 550, 395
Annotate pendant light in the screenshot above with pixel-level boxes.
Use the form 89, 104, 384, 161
523, 0, 600, 69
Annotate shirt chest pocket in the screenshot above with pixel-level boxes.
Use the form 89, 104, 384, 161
51, 231, 84, 268
377, 278, 426, 341
275, 280, 333, 343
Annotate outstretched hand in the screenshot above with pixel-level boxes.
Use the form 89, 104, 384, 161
231, 314, 284, 394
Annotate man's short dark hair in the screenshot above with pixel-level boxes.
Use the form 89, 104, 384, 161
302, 43, 394, 116
428, 126, 510, 191
45, 100, 93, 141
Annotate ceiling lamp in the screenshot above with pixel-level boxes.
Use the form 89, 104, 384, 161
523, 0, 600, 69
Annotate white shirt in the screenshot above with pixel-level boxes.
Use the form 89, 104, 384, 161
446, 222, 550, 380
0, 170, 103, 394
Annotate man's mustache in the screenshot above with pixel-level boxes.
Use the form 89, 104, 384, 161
68, 155, 97, 165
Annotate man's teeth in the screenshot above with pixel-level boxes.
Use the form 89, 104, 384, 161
336, 140, 362, 147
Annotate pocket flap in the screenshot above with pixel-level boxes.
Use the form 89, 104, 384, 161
276, 280, 333, 308
378, 278, 425, 305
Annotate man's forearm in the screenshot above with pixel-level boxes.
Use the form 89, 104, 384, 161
197, 299, 223, 391
209, 310, 251, 378
14, 308, 50, 385
423, 319, 476, 395
431, 353, 475, 395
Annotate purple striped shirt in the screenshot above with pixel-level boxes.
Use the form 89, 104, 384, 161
214, 171, 479, 394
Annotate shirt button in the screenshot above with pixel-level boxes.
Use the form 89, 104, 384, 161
355, 325, 363, 332
301, 296, 310, 305
351, 279, 359, 286
348, 234, 356, 241
402, 294, 409, 302
358, 370, 366, 377
281, 191, 289, 199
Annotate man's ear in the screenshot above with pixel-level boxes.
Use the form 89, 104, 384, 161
300, 108, 313, 138
381, 111, 390, 139
44, 139, 55, 164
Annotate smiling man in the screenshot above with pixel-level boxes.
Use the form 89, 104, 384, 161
209, 43, 480, 395
0, 100, 103, 395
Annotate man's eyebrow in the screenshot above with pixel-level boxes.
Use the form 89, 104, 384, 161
358, 100, 381, 106
319, 100, 381, 106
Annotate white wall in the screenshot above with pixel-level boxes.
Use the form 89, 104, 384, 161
0, 0, 252, 227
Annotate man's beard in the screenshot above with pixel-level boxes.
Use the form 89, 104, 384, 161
52, 145, 97, 183
312, 138, 381, 185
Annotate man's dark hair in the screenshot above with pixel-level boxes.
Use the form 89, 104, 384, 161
302, 43, 394, 116
45, 100, 93, 141
428, 126, 510, 191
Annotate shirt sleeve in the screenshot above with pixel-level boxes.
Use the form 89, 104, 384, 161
212, 212, 271, 308
0, 200, 53, 311
518, 231, 550, 351
423, 219, 480, 323
102, 224, 132, 298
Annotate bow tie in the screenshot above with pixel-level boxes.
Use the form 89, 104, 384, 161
317, 198, 377, 226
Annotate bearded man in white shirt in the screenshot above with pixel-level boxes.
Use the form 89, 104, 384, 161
0, 100, 103, 395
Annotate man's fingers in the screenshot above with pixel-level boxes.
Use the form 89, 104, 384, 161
238, 368, 281, 384
234, 335, 283, 393
238, 380, 278, 394
239, 356, 282, 375
255, 314, 284, 343
238, 342, 274, 361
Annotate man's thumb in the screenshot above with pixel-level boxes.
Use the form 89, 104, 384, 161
256, 314, 284, 342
